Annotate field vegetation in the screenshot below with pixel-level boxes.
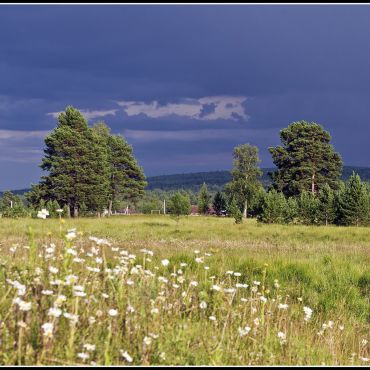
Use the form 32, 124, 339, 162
0, 215, 368, 365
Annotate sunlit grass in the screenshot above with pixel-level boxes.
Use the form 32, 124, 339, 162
0, 215, 368, 365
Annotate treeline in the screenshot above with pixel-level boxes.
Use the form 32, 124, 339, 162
2, 113, 370, 227
137, 120, 370, 226
136, 170, 370, 227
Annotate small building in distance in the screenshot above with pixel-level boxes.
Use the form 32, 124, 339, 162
190, 205, 217, 216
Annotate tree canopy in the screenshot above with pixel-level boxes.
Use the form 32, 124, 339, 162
269, 121, 343, 197
225, 144, 262, 218
29, 106, 146, 217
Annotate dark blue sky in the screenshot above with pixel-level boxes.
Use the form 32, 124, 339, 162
1, 5, 370, 190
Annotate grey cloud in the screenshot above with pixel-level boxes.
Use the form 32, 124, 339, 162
47, 109, 117, 121
117, 96, 248, 121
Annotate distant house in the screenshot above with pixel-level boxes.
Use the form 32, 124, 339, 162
191, 205, 217, 216
191, 205, 199, 215
207, 205, 217, 215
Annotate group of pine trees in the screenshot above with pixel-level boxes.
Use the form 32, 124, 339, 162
194, 173, 370, 227
26, 106, 146, 217
256, 176, 370, 226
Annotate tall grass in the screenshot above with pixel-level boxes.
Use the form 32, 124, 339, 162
0, 215, 368, 365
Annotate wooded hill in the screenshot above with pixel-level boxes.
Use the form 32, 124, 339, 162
3, 166, 370, 196
145, 166, 370, 192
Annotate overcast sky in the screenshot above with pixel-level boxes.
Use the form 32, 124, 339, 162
1, 5, 370, 190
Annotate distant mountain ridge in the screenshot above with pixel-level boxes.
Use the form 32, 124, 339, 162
145, 166, 370, 191
2, 166, 370, 195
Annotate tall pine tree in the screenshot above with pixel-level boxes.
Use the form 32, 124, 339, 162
317, 183, 336, 225
337, 172, 369, 226
198, 183, 211, 215
213, 191, 227, 216
92, 122, 147, 215
269, 121, 343, 197
40, 106, 110, 217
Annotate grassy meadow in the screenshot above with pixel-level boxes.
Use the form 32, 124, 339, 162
0, 215, 368, 365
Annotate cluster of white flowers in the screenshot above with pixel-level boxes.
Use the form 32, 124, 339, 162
41, 322, 54, 338
37, 209, 49, 220
238, 326, 251, 337
303, 306, 313, 322
13, 297, 32, 311
277, 331, 287, 345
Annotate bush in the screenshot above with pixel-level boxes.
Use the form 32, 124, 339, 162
257, 189, 286, 224
168, 192, 191, 223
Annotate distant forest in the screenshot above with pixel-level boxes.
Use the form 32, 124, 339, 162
3, 166, 370, 196
145, 166, 370, 192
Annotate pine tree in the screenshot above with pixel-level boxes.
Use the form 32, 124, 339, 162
213, 191, 227, 216
283, 197, 298, 224
92, 122, 147, 215
25, 184, 45, 210
229, 197, 243, 224
198, 183, 211, 215
39, 106, 111, 217
337, 172, 370, 226
318, 183, 336, 225
257, 189, 286, 224
269, 121, 343, 197
297, 191, 320, 225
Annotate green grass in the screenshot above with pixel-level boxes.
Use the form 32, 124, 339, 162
0, 215, 368, 365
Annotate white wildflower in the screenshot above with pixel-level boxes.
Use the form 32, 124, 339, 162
41, 322, 54, 338
83, 343, 96, 352
18, 300, 32, 311
65, 229, 77, 241
277, 331, 287, 344
77, 352, 89, 361
151, 308, 159, 315
143, 336, 152, 346
54, 295, 67, 307
199, 301, 207, 309
303, 306, 313, 321
238, 326, 251, 337
278, 303, 289, 310
48, 307, 62, 318
49, 266, 59, 274
63, 312, 79, 324
108, 309, 118, 317
121, 350, 133, 363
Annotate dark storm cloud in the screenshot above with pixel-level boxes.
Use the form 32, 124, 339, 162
1, 5, 370, 189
